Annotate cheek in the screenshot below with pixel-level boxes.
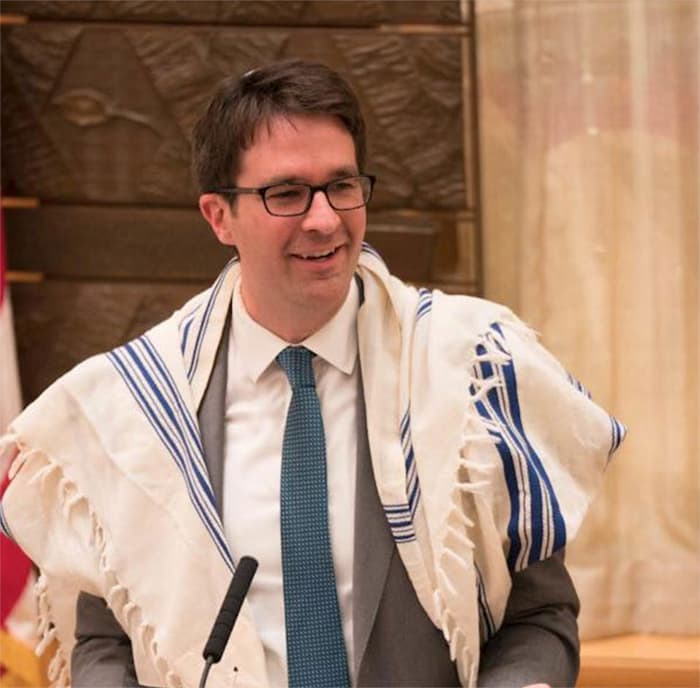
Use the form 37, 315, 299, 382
349, 212, 367, 242
245, 228, 292, 267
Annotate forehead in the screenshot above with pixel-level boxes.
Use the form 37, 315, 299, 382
237, 113, 358, 183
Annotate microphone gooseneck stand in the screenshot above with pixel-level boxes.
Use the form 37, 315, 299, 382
198, 556, 259, 688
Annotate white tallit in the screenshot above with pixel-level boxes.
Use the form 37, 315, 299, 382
0, 246, 625, 688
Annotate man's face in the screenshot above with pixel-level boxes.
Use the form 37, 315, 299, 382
201, 113, 366, 340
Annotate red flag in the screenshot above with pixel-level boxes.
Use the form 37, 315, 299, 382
0, 210, 46, 686
0, 211, 22, 426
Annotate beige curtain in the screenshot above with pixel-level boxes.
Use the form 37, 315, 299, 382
476, 0, 698, 638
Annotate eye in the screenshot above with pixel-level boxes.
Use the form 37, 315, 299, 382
266, 185, 306, 201
330, 178, 360, 192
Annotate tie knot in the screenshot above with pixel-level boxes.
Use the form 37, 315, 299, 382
277, 346, 316, 389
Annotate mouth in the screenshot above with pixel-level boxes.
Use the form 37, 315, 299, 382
291, 245, 342, 262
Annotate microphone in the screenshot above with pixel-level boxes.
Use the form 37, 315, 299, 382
198, 556, 258, 688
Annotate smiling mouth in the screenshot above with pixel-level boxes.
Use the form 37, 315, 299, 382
292, 246, 341, 261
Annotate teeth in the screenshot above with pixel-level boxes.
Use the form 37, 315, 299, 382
300, 248, 335, 259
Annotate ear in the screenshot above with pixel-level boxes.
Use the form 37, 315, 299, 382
199, 193, 236, 246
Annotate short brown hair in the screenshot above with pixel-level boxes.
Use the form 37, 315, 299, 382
192, 59, 367, 193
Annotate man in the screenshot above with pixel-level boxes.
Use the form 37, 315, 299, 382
0, 60, 625, 688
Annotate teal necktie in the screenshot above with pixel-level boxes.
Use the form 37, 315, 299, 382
277, 346, 350, 688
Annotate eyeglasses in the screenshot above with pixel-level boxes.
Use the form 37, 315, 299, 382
214, 174, 376, 217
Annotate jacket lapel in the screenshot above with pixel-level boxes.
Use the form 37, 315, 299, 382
197, 313, 230, 519
352, 381, 395, 680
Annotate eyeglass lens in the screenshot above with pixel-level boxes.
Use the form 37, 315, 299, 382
264, 176, 371, 216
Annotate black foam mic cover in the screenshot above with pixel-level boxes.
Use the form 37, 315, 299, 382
202, 556, 258, 663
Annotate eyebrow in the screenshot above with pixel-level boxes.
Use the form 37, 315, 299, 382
261, 167, 359, 187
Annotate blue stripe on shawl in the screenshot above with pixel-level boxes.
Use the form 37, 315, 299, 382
401, 410, 422, 518
186, 266, 229, 382
567, 372, 592, 399
406, 456, 420, 518
360, 241, 384, 262
0, 502, 13, 540
139, 338, 206, 467
120, 340, 223, 526
383, 409, 422, 543
471, 323, 567, 571
416, 288, 433, 321
180, 309, 199, 355
131, 340, 214, 506
609, 416, 627, 456
107, 341, 233, 572
383, 292, 432, 537
568, 372, 626, 460
472, 373, 524, 569
475, 562, 496, 642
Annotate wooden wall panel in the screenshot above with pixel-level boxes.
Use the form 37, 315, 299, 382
7, 212, 476, 405
1, 1, 462, 26
4, 206, 438, 283
1, 24, 468, 210
10, 280, 205, 403
1, 1, 481, 403
5, 206, 231, 281
9, 221, 478, 404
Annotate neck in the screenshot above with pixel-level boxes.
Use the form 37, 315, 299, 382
241, 291, 346, 344
267, 310, 335, 344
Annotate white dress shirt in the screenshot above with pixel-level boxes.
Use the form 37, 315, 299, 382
222, 278, 359, 686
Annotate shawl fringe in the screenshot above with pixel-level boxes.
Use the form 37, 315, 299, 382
428, 323, 518, 684
6, 440, 179, 688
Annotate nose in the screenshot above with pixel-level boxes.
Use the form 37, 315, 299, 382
300, 189, 342, 234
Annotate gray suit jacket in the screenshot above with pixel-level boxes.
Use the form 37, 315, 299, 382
72, 321, 580, 687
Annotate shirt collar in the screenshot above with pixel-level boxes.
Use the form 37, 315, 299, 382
232, 278, 359, 383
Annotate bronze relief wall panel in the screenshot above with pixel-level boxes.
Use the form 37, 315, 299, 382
2, 1, 462, 25
2, 23, 469, 210
1, 2, 479, 402
10, 280, 207, 402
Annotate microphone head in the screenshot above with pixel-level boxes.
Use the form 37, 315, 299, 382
202, 556, 258, 663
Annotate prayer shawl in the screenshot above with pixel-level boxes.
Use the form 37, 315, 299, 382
0, 246, 626, 688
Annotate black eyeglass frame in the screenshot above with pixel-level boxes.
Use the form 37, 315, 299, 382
213, 174, 376, 217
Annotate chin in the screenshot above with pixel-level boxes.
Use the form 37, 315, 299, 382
300, 274, 353, 309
